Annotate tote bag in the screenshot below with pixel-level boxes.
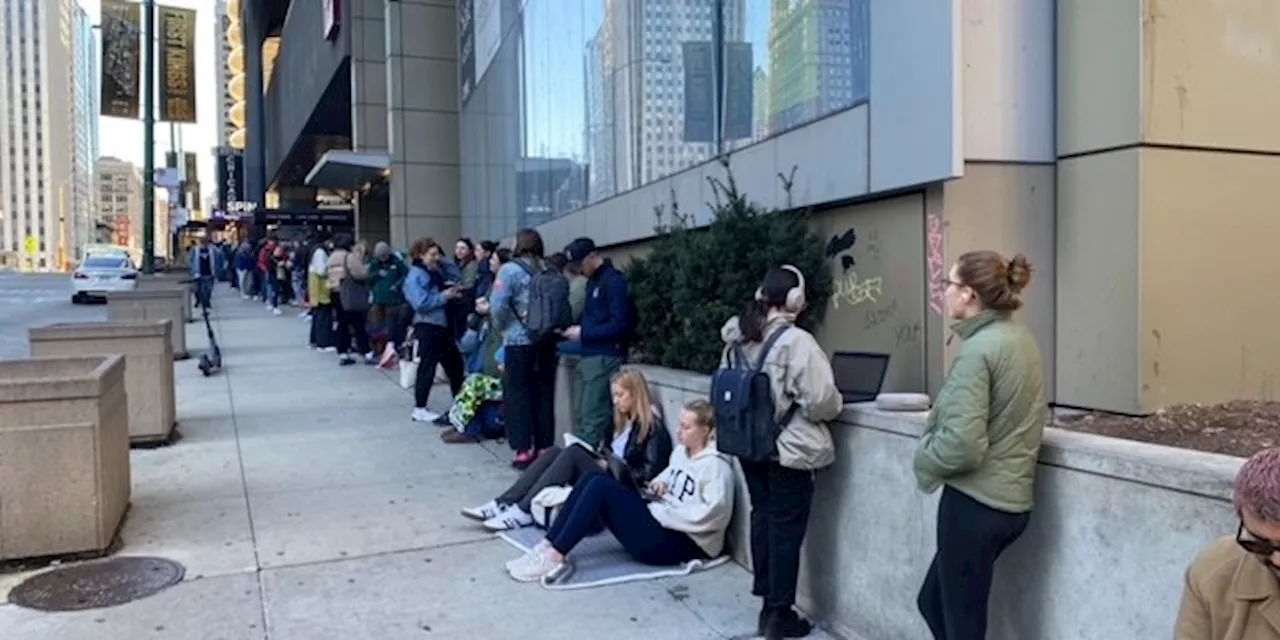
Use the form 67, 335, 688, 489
339, 254, 371, 313
398, 327, 420, 389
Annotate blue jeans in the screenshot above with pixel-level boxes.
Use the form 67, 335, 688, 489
264, 277, 278, 307
546, 471, 706, 566
194, 276, 214, 309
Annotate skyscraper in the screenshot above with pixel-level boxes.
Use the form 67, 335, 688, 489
0, 0, 97, 271
215, 0, 235, 147
72, 4, 99, 260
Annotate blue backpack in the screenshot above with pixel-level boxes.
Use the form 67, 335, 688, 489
711, 326, 800, 463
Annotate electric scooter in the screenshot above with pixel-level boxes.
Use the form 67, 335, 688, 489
181, 278, 223, 376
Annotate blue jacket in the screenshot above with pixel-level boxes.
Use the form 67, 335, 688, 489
189, 245, 225, 278
489, 258, 535, 346
404, 264, 449, 327
580, 260, 631, 358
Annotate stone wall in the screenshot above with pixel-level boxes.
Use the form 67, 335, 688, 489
556, 363, 1244, 640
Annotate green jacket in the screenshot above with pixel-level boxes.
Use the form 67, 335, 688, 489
367, 256, 409, 306
913, 310, 1049, 513
569, 274, 588, 324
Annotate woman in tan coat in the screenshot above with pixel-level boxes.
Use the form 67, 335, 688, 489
325, 234, 372, 366
1176, 447, 1280, 640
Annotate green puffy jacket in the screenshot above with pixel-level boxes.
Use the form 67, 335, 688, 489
913, 309, 1049, 513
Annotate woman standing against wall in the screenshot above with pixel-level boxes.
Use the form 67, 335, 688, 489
913, 250, 1048, 640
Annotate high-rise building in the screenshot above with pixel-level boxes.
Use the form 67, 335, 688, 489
767, 0, 868, 134
0, 0, 96, 271
96, 156, 143, 258
71, 4, 99, 261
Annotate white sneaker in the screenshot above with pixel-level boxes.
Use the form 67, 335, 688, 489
411, 408, 439, 423
272, 307, 282, 316
461, 500, 503, 522
508, 548, 568, 583
321, 346, 337, 353
484, 505, 534, 531
504, 545, 545, 573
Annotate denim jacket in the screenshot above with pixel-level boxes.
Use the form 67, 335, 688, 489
404, 264, 449, 327
489, 258, 536, 346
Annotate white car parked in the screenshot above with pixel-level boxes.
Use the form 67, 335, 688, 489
71, 254, 138, 303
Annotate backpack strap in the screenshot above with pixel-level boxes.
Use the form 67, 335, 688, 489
752, 326, 791, 373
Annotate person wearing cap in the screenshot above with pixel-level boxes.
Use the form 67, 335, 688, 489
561, 237, 633, 448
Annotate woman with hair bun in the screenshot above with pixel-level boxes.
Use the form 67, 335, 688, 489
913, 250, 1049, 640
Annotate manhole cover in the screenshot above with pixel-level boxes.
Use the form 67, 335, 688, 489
8, 557, 185, 612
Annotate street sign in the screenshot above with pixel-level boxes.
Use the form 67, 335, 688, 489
24, 236, 38, 256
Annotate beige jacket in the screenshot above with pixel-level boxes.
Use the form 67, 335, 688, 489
1175, 536, 1280, 640
325, 247, 368, 291
719, 312, 843, 470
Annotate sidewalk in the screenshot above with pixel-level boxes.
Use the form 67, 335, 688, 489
0, 287, 824, 640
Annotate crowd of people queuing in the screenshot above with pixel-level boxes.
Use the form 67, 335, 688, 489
199, 227, 1277, 640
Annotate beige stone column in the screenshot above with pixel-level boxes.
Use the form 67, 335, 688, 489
385, 0, 462, 248
349, 0, 390, 243
1057, 0, 1280, 413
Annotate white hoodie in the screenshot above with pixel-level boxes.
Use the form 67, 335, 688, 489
647, 443, 735, 557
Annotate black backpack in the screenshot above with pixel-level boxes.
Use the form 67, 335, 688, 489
711, 326, 799, 463
512, 259, 572, 343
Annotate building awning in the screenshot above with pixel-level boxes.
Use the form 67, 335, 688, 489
304, 150, 390, 190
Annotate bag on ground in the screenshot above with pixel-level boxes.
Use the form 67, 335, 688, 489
530, 485, 573, 529
513, 260, 572, 343
710, 326, 799, 463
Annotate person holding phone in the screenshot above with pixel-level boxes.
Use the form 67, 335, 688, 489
405, 237, 466, 423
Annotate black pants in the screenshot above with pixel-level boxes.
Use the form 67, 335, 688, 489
503, 341, 559, 452
413, 323, 465, 409
741, 460, 814, 612
310, 303, 335, 349
332, 293, 371, 356
917, 486, 1031, 640
497, 445, 601, 513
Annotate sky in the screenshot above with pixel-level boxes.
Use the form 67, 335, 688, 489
77, 0, 220, 207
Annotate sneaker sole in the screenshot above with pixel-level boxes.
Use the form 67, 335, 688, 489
542, 562, 574, 585
460, 509, 490, 522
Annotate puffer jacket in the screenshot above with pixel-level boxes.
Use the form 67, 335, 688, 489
913, 309, 1049, 513
326, 248, 369, 291
719, 312, 843, 470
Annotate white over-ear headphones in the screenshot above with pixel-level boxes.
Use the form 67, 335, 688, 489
755, 264, 808, 313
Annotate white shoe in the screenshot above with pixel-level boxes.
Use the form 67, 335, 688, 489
508, 548, 567, 583
321, 346, 337, 353
461, 500, 503, 522
411, 408, 439, 423
272, 307, 282, 316
484, 505, 534, 531
504, 544, 546, 573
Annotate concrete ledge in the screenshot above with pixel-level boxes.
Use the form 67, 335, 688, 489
604, 364, 1241, 640
106, 289, 189, 360
135, 275, 193, 323
29, 320, 178, 445
0, 355, 131, 561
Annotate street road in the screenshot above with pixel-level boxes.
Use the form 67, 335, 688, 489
0, 272, 106, 358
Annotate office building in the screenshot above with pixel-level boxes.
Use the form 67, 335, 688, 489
96, 156, 143, 257
241, 0, 1280, 420
0, 0, 96, 271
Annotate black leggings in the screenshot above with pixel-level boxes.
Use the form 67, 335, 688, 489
332, 292, 371, 356
917, 486, 1031, 640
502, 341, 559, 452
413, 323, 465, 409
741, 460, 814, 613
496, 445, 602, 513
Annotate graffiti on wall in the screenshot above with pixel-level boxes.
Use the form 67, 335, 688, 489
826, 225, 884, 309
926, 214, 946, 316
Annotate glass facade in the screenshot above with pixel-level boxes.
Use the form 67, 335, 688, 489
460, 0, 869, 238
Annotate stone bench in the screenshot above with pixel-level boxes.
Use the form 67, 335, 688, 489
106, 289, 188, 360
29, 320, 177, 445
0, 355, 131, 561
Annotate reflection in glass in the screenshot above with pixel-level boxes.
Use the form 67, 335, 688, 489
460, 0, 871, 238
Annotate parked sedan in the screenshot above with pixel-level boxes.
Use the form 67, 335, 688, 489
71, 254, 138, 303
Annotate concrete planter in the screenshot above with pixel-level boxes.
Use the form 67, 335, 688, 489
0, 355, 131, 561
586, 365, 1243, 640
134, 275, 192, 323
106, 289, 188, 360
29, 321, 177, 445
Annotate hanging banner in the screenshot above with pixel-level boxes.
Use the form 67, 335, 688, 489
216, 149, 246, 212
100, 0, 141, 119
458, 0, 475, 105
158, 5, 197, 123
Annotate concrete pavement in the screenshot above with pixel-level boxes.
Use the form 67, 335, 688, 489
0, 272, 105, 358
0, 285, 825, 640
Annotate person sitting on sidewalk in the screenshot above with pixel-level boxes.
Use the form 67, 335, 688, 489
560, 237, 633, 449
461, 369, 671, 530
1175, 447, 1280, 640
506, 399, 732, 584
